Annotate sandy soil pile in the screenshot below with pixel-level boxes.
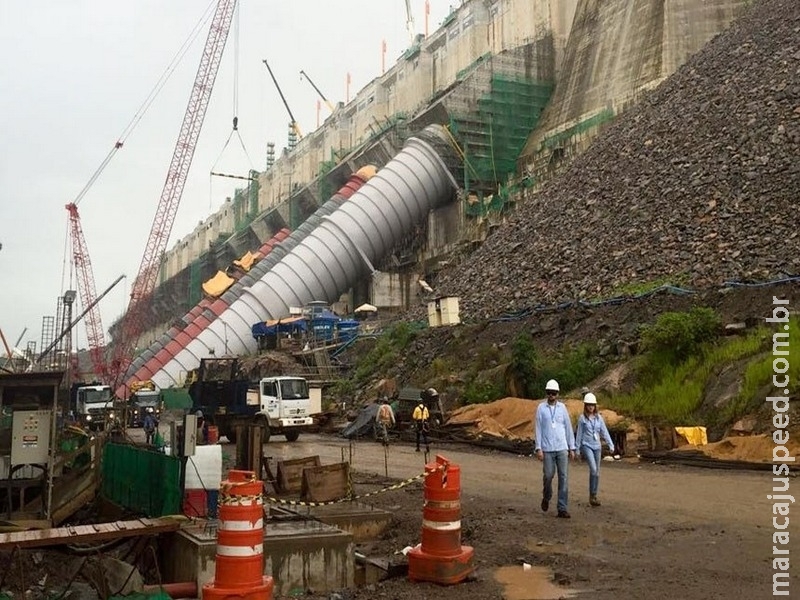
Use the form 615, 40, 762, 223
446, 397, 629, 440
678, 433, 800, 463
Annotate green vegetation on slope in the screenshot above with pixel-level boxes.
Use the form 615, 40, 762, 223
339, 306, 795, 435
607, 312, 799, 426
460, 334, 607, 405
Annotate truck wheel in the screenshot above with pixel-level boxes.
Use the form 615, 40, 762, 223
284, 431, 300, 442
254, 416, 271, 443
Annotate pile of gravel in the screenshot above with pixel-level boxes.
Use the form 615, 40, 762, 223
434, 0, 800, 321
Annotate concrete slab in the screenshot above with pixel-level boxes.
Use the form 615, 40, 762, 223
161, 519, 354, 597
301, 501, 392, 542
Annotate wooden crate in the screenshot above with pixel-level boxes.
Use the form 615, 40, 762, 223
301, 462, 350, 503
276, 455, 321, 494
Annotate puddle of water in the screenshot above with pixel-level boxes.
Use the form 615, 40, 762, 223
494, 565, 577, 600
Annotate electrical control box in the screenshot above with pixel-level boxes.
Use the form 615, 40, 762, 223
11, 410, 52, 466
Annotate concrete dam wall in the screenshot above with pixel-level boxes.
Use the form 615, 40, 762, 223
112, 0, 754, 380
519, 0, 749, 170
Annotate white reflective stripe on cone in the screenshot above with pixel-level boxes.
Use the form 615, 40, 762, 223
219, 518, 264, 531
422, 520, 461, 531
217, 544, 264, 556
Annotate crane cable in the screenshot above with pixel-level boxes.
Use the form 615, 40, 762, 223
61, 0, 218, 300
210, 2, 255, 204
71, 0, 218, 209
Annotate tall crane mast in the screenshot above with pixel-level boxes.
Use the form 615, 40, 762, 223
300, 70, 335, 113
405, 0, 416, 44
262, 60, 303, 142
66, 202, 108, 379
110, 0, 238, 387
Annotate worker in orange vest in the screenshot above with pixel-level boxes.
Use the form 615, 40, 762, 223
375, 396, 396, 446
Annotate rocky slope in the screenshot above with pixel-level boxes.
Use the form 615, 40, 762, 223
433, 0, 800, 320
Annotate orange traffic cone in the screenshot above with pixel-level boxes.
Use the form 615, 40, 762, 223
203, 470, 273, 600
408, 455, 474, 585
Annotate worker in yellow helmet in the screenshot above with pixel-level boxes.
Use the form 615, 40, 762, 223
412, 390, 432, 452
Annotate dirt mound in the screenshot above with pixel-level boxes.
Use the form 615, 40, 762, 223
446, 396, 630, 440
237, 350, 303, 379
429, 0, 800, 321
676, 433, 800, 463
447, 397, 537, 439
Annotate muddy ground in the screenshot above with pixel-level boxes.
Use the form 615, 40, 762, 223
1, 431, 793, 600
258, 434, 789, 599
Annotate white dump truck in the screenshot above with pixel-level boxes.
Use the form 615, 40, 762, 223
248, 376, 318, 442
189, 358, 320, 443
71, 383, 115, 431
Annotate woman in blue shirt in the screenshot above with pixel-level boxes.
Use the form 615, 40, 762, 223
575, 392, 614, 507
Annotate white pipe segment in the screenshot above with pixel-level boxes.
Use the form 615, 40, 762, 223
151, 127, 457, 388
123, 175, 368, 389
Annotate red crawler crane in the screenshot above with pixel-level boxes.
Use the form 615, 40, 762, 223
66, 202, 108, 380
109, 0, 238, 389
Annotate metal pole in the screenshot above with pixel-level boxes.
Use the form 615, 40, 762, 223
299, 70, 335, 113
45, 380, 58, 522
0, 328, 14, 373
262, 60, 302, 137
35, 275, 125, 365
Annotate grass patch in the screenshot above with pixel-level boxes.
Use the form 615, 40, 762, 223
505, 333, 606, 398
718, 317, 800, 424
352, 322, 417, 384
609, 323, 788, 425
462, 377, 506, 405
534, 343, 607, 396
592, 273, 690, 301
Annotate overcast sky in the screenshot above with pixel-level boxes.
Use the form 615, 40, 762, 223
0, 0, 452, 355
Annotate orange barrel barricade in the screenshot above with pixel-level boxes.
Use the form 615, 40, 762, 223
207, 425, 219, 444
408, 455, 475, 585
203, 470, 273, 600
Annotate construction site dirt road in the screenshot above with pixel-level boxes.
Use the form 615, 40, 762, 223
248, 434, 785, 599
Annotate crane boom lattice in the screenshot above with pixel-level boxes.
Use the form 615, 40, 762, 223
66, 202, 107, 379
111, 0, 238, 387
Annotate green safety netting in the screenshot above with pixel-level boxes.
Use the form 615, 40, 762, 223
449, 74, 554, 215
101, 443, 181, 517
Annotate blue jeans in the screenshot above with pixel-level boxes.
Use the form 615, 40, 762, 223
581, 447, 602, 496
542, 450, 569, 512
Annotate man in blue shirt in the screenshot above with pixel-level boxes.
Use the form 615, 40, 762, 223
534, 379, 576, 518
143, 408, 158, 446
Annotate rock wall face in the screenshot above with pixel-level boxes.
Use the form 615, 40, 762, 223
433, 0, 800, 320
520, 0, 749, 166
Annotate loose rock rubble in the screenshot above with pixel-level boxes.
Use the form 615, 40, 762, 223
433, 0, 800, 321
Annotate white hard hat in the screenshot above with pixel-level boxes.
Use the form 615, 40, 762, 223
583, 393, 597, 405
545, 379, 560, 392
